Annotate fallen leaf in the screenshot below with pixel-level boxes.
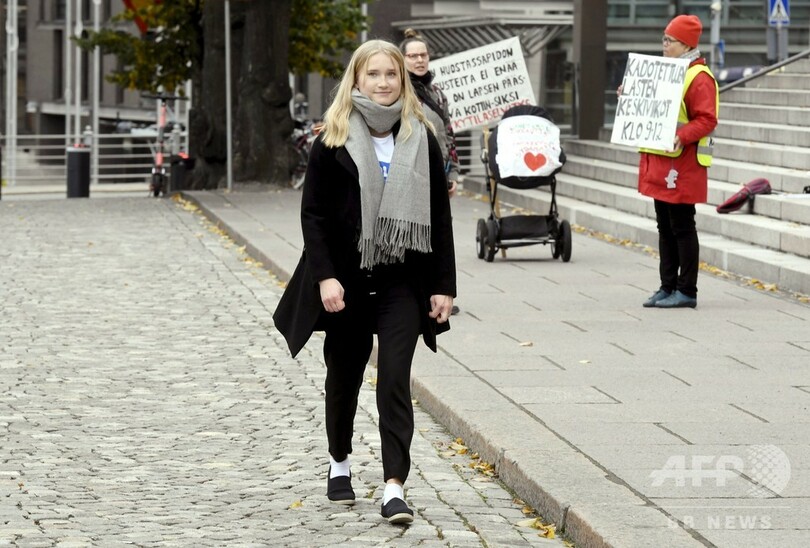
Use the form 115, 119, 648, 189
289, 500, 302, 509
450, 442, 467, 452
472, 461, 496, 476
517, 517, 556, 538
539, 523, 557, 539
579, 359, 591, 364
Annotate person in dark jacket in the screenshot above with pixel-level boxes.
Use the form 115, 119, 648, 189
399, 28, 460, 195
399, 29, 462, 315
272, 39, 456, 525
635, 14, 719, 308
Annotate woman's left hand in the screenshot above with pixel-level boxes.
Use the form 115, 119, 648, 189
429, 295, 454, 323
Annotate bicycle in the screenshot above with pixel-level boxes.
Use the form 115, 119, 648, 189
290, 117, 319, 189
142, 93, 187, 197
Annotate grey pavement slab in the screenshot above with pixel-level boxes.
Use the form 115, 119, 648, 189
181, 184, 810, 547
1, 196, 567, 547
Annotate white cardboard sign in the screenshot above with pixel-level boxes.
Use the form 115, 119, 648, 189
430, 37, 536, 132
610, 53, 690, 150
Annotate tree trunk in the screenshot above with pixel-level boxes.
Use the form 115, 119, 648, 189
232, 0, 293, 184
187, 0, 228, 190
186, 0, 293, 189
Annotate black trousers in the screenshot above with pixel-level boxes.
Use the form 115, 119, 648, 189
322, 268, 421, 483
654, 200, 699, 298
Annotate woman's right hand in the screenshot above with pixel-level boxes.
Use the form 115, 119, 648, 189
319, 278, 345, 313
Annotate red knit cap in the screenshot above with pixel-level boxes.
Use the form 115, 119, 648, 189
665, 15, 702, 48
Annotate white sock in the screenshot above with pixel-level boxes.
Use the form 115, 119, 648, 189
329, 456, 350, 478
382, 482, 404, 505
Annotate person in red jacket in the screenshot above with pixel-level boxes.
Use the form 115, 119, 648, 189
638, 14, 719, 308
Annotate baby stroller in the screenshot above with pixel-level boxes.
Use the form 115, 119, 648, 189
476, 104, 571, 262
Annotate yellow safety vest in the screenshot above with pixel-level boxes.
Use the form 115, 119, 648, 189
639, 64, 719, 167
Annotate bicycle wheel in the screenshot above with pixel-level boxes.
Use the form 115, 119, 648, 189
291, 148, 308, 189
151, 172, 165, 197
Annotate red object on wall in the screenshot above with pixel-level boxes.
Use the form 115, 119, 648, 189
122, 0, 162, 34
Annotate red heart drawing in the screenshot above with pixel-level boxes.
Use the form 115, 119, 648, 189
523, 152, 547, 171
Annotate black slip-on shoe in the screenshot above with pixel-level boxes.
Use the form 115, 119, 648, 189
326, 470, 355, 505
380, 497, 414, 524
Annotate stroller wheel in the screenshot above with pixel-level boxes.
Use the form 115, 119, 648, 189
476, 218, 487, 259
485, 219, 498, 262
559, 219, 572, 262
551, 227, 562, 259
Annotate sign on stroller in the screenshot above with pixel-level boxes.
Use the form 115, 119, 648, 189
476, 105, 571, 262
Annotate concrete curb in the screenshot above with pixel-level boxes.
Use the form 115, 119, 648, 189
181, 190, 295, 283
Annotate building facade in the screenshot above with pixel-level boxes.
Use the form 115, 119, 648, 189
8, 0, 810, 137
22, 0, 149, 137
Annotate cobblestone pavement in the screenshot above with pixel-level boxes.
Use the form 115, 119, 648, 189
0, 197, 567, 547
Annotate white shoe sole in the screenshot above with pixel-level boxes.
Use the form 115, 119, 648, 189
330, 498, 356, 506
387, 512, 414, 524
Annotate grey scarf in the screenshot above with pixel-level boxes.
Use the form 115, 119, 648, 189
346, 90, 431, 269
681, 49, 701, 63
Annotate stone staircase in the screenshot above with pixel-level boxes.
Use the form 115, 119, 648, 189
464, 57, 810, 296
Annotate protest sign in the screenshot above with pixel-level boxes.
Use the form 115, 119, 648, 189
430, 37, 536, 132
610, 53, 689, 150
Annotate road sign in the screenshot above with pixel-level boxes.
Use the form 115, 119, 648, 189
769, 0, 790, 26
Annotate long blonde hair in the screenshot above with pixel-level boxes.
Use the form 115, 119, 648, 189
321, 40, 433, 148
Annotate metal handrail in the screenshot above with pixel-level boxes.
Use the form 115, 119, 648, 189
1, 131, 188, 187
719, 47, 810, 93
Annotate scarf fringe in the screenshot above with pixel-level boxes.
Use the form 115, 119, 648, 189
358, 218, 432, 269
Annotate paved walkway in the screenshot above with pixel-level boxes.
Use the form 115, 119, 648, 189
182, 184, 810, 548
0, 196, 565, 547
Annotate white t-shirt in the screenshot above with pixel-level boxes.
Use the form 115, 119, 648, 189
371, 134, 395, 181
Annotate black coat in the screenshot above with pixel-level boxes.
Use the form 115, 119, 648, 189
273, 123, 457, 358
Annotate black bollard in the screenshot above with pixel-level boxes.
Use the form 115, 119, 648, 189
66, 147, 91, 198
